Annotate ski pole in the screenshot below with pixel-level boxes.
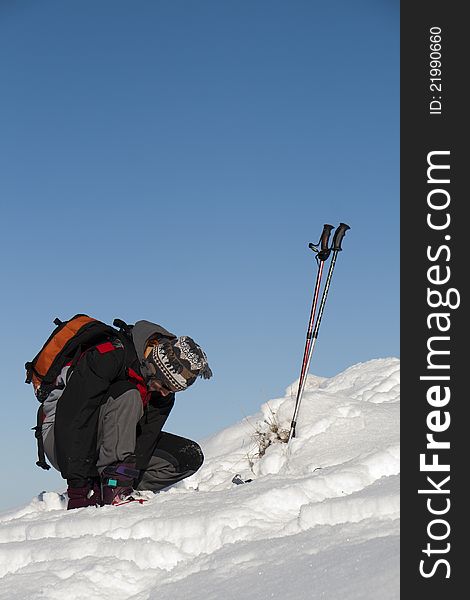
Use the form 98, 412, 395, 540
300, 225, 334, 390
287, 224, 334, 441
288, 222, 350, 442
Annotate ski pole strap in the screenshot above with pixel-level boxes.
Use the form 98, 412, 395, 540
32, 406, 51, 470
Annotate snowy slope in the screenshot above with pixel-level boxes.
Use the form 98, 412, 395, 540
0, 358, 399, 600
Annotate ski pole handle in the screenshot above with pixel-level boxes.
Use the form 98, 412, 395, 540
320, 224, 334, 252
332, 223, 350, 251
309, 224, 334, 261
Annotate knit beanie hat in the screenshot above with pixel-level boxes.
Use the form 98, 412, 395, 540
143, 336, 212, 392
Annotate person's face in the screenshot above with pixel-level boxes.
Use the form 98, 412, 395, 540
147, 378, 174, 396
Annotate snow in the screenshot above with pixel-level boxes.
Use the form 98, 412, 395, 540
0, 358, 399, 599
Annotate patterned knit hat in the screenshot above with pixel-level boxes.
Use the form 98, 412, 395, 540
143, 336, 212, 392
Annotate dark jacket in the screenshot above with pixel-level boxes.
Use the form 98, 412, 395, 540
54, 320, 177, 486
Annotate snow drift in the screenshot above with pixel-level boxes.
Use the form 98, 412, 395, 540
0, 358, 399, 600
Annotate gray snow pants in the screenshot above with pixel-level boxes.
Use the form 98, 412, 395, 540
43, 389, 204, 492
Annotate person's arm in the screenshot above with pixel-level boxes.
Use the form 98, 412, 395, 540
135, 392, 175, 470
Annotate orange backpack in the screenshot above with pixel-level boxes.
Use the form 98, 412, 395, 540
25, 314, 117, 402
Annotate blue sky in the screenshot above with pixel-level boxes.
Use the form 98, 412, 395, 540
0, 0, 399, 510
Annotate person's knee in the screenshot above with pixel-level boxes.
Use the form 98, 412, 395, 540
182, 441, 204, 472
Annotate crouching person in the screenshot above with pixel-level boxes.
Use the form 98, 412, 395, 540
40, 320, 212, 509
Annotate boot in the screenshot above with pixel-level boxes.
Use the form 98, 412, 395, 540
101, 460, 140, 505
67, 478, 102, 510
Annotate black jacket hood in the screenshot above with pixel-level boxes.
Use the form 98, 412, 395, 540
131, 320, 176, 364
